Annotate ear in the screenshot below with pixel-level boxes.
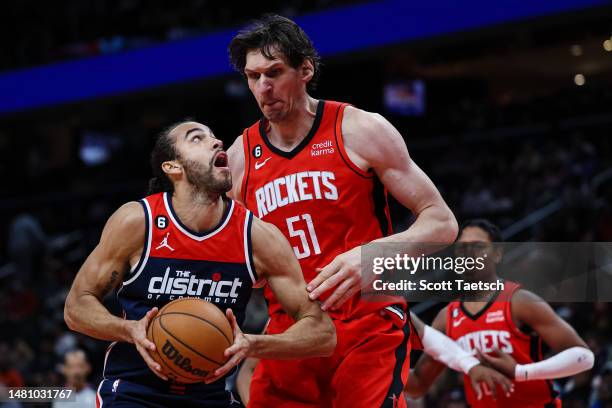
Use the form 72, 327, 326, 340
300, 58, 314, 84
493, 246, 504, 264
162, 160, 182, 175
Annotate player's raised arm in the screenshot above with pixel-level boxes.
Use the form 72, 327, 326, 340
64, 202, 167, 380
344, 106, 458, 245
478, 289, 594, 382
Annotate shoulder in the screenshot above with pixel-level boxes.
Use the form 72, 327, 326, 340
511, 288, 543, 302
432, 306, 449, 332
250, 216, 296, 278
342, 105, 409, 169
227, 134, 244, 157
99, 201, 145, 249
250, 216, 286, 247
106, 201, 145, 231
343, 105, 391, 135
510, 288, 553, 324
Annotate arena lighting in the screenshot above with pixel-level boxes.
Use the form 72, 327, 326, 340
574, 73, 586, 86
570, 44, 583, 56
604, 39, 612, 52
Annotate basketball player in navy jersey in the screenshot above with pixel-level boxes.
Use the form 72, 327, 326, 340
64, 121, 335, 407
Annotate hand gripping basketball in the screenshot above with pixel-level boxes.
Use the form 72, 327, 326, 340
205, 308, 252, 384
126, 307, 168, 381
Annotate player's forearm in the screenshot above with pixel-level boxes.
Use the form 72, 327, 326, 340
246, 314, 335, 359
64, 292, 132, 343
405, 354, 446, 398
376, 205, 458, 246
422, 325, 479, 374
514, 346, 594, 381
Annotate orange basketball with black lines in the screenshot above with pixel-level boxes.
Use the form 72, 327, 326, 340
146, 298, 233, 383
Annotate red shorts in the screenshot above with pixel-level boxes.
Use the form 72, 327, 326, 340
248, 306, 414, 408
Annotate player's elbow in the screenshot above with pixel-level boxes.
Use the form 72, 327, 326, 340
579, 347, 595, 371
431, 207, 458, 244
64, 291, 84, 332
64, 295, 78, 331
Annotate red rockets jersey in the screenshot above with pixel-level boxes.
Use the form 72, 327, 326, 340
105, 192, 256, 387
446, 281, 559, 407
241, 100, 403, 320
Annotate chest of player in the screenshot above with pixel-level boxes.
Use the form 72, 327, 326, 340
121, 257, 252, 304
448, 303, 525, 355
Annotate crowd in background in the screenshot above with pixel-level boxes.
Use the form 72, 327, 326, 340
1, 0, 362, 72
0, 83, 611, 406
1, 2, 611, 404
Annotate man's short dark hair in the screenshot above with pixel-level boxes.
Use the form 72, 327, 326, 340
459, 219, 503, 242
229, 14, 321, 91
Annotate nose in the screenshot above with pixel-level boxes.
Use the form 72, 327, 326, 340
258, 76, 273, 94
213, 139, 223, 150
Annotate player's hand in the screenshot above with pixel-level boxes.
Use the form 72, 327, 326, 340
476, 348, 518, 380
126, 307, 168, 381
205, 308, 251, 384
467, 363, 514, 400
306, 246, 365, 311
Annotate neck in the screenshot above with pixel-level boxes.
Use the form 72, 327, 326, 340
69, 382, 85, 392
266, 95, 318, 150
463, 273, 500, 301
171, 184, 226, 232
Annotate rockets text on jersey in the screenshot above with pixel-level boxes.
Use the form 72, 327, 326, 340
446, 281, 559, 408
241, 100, 403, 320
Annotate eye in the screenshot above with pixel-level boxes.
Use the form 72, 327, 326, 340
192, 135, 201, 142
267, 69, 280, 78
247, 72, 260, 80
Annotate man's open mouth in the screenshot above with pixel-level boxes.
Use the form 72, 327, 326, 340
214, 152, 228, 168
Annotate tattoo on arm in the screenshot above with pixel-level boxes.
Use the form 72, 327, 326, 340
102, 271, 120, 296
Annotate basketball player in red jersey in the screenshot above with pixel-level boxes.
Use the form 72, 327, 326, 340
405, 219, 594, 407
64, 121, 335, 407
226, 14, 460, 407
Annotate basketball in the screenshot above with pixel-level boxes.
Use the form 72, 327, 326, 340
146, 298, 233, 383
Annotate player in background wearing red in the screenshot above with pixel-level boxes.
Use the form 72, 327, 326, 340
405, 219, 594, 407
227, 14, 464, 407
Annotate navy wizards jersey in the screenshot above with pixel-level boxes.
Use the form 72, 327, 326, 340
101, 192, 257, 397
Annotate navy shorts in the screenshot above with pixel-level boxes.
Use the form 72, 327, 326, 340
96, 378, 242, 408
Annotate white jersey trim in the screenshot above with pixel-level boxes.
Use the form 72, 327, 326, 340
123, 199, 153, 286
163, 192, 235, 241
96, 379, 105, 407
243, 211, 257, 284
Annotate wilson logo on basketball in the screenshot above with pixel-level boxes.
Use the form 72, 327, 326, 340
161, 340, 209, 378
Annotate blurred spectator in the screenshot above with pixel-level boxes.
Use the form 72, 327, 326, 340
0, 342, 24, 388
52, 350, 95, 408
